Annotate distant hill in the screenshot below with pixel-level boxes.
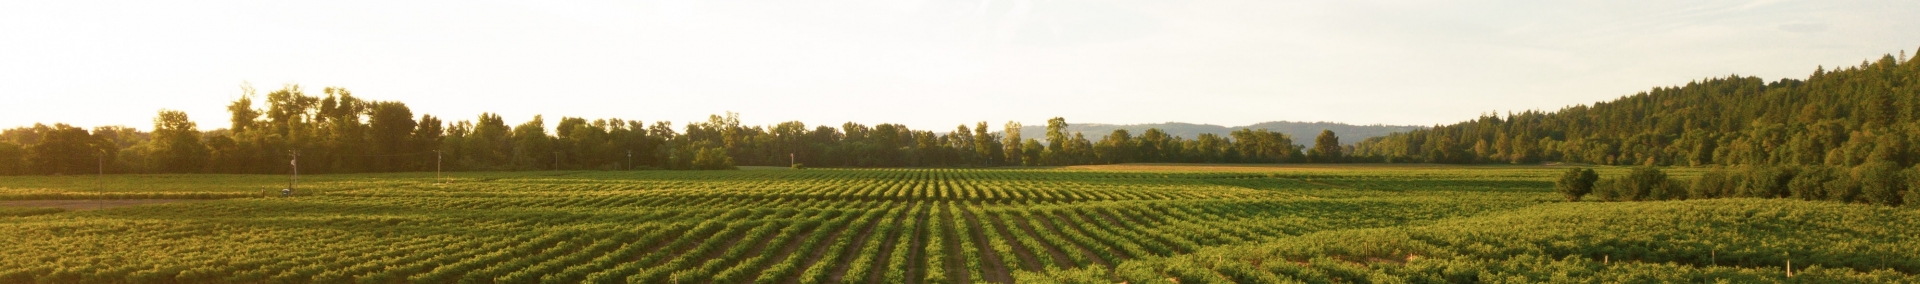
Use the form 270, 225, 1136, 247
1018, 121, 1424, 146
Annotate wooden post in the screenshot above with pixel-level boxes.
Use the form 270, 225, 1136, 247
1786, 251, 1793, 277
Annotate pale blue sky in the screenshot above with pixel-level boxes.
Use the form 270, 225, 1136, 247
3, 0, 1917, 131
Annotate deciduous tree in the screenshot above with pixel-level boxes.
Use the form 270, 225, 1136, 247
150, 110, 208, 173
1307, 129, 1342, 163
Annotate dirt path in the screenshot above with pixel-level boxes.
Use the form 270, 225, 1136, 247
1021, 212, 1109, 268
862, 202, 916, 283
998, 211, 1078, 270
828, 203, 910, 283
1092, 208, 1183, 255
957, 204, 1015, 283
981, 209, 1045, 272
787, 213, 857, 284
936, 203, 972, 284
0, 199, 200, 211
904, 202, 931, 283
1045, 211, 1126, 263
764, 214, 828, 273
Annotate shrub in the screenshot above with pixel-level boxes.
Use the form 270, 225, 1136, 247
1555, 168, 1599, 201
1690, 168, 1736, 199
790, 163, 806, 170
1617, 167, 1673, 201
691, 147, 737, 170
1592, 178, 1621, 202
1854, 162, 1905, 206
1788, 166, 1838, 201
1737, 166, 1795, 198
1825, 177, 1861, 203
1909, 166, 1920, 208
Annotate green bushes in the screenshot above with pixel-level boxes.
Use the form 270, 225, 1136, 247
1593, 167, 1678, 201
1591, 165, 1912, 207
1691, 168, 1736, 199
1854, 162, 1905, 206
691, 147, 738, 170
0, 166, 1907, 282
1736, 166, 1794, 198
1793, 163, 1908, 206
1909, 166, 1920, 207
1789, 166, 1840, 201
1026, 199, 1920, 283
1591, 178, 1620, 201
1555, 168, 1598, 201
1826, 171, 1864, 203
0, 207, 64, 217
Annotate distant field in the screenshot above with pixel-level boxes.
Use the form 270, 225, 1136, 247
0, 164, 1913, 283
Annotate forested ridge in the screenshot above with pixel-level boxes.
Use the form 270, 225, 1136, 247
1354, 50, 1920, 168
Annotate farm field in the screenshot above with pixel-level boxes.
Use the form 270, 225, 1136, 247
0, 165, 1915, 283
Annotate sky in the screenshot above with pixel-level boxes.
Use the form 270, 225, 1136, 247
3, 0, 1919, 132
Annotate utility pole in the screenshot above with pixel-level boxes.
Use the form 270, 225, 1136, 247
434, 150, 443, 184
627, 150, 633, 171
553, 151, 561, 171
789, 153, 795, 167
97, 151, 104, 210
96, 151, 104, 191
288, 150, 299, 196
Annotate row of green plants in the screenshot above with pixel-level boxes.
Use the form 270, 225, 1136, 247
0, 207, 63, 217
1027, 199, 1920, 283
1557, 164, 1920, 206
0, 198, 1451, 282
7, 167, 1866, 283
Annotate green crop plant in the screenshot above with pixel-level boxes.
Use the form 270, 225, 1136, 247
0, 165, 1910, 283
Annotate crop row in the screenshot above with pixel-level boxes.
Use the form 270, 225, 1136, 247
1, 197, 1433, 283
0, 168, 1555, 283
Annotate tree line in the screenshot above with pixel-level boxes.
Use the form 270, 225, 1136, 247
0, 86, 1338, 175
15, 49, 1906, 176
1353, 50, 1920, 169
1422, 49, 1920, 208
1556, 164, 1920, 208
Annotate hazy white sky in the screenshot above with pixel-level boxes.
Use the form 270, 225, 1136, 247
3, 0, 1918, 131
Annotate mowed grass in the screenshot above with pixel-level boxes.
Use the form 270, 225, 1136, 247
0, 164, 1912, 283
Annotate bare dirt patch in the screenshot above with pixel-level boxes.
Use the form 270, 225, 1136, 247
0, 199, 200, 211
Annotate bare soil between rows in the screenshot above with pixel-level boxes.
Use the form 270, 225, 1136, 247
0, 199, 201, 211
